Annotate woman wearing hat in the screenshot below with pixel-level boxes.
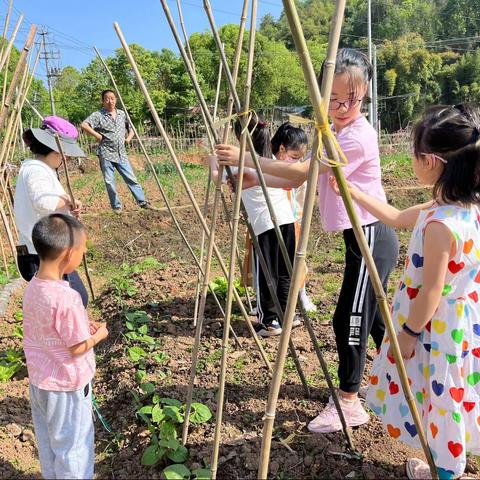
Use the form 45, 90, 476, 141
14, 116, 89, 306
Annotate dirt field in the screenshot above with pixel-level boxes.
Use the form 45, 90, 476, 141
0, 153, 478, 479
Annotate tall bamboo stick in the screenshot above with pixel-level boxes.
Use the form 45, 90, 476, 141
212, 45, 223, 121
1, 0, 13, 41
0, 13, 23, 74
92, 46, 240, 345
257, 1, 437, 478
52, 136, 96, 301
0, 24, 36, 130
162, 0, 309, 390
113, 22, 272, 373
210, 1, 257, 476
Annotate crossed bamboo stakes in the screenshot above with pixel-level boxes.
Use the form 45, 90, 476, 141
112, 0, 438, 477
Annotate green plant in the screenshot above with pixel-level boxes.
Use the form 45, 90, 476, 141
110, 257, 164, 303
208, 276, 247, 300
0, 349, 24, 381
136, 395, 212, 477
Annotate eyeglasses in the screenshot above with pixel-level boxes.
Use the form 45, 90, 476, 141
329, 97, 364, 111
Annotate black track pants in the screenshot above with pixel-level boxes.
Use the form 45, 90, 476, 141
333, 221, 399, 393
254, 223, 296, 326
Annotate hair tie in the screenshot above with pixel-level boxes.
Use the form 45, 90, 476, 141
258, 121, 268, 128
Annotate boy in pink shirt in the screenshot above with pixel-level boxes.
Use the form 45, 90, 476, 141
23, 213, 108, 479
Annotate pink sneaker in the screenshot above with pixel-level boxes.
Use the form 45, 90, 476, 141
307, 395, 370, 433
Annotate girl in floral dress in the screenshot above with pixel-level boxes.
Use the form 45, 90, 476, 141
336, 105, 480, 479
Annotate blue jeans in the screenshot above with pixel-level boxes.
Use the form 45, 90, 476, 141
30, 383, 94, 479
99, 157, 146, 209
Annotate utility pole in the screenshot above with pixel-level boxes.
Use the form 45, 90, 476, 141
39, 29, 60, 116
367, 0, 373, 126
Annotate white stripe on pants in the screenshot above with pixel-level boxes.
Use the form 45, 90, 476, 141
29, 383, 94, 479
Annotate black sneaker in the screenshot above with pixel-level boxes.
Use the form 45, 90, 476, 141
255, 320, 282, 337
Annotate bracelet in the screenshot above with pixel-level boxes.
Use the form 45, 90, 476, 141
402, 323, 422, 338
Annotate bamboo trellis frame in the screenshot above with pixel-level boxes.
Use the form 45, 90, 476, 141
113, 22, 272, 376
93, 45, 241, 347
159, 0, 312, 441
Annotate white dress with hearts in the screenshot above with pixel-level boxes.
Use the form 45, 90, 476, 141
366, 204, 480, 478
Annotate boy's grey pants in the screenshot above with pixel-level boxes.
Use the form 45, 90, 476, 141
29, 383, 94, 479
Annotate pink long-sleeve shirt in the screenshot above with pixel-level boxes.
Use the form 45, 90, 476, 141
317, 115, 387, 232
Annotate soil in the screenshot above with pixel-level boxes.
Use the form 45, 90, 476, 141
0, 155, 478, 479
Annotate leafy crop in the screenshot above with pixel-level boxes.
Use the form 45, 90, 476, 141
0, 349, 24, 381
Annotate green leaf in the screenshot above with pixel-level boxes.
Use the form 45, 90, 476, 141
135, 369, 147, 383
138, 324, 148, 334
154, 352, 168, 363
136, 405, 153, 415
159, 437, 180, 450
193, 468, 212, 480
125, 320, 135, 331
189, 403, 212, 425
140, 382, 156, 394
160, 421, 177, 439
152, 404, 166, 423
152, 393, 161, 404
141, 445, 165, 466
163, 405, 184, 423
125, 331, 139, 341
128, 346, 146, 362
167, 444, 188, 463
141, 335, 156, 345
163, 464, 191, 480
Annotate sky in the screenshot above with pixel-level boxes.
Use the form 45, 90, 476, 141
2, 0, 284, 82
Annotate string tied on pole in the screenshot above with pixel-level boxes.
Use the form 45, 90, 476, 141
314, 111, 349, 168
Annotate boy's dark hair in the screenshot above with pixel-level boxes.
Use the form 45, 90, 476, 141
101, 89, 116, 100
271, 122, 308, 155
22, 129, 54, 156
413, 104, 480, 205
32, 214, 86, 261
234, 115, 272, 158
318, 48, 372, 101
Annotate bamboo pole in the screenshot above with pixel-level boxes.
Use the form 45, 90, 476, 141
1, 0, 13, 41
0, 24, 36, 130
113, 22, 272, 373
92, 46, 241, 345
161, 0, 310, 399
176, 0, 216, 328
210, 1, 257, 476
52, 136, 96, 301
257, 1, 438, 478
212, 45, 223, 121
0, 13, 23, 74
0, 200, 16, 262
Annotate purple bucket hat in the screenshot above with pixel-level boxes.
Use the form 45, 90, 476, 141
30, 115, 86, 157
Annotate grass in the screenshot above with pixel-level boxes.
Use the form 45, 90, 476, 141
380, 152, 413, 179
